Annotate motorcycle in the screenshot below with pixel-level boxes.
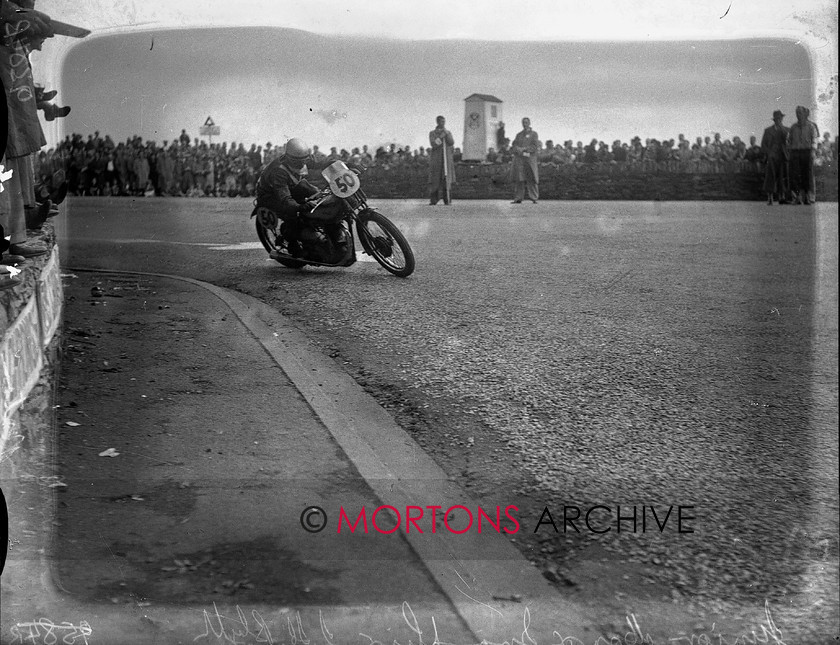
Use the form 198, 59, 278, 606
251, 160, 415, 278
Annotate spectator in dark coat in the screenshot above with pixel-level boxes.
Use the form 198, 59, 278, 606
760, 110, 790, 205
496, 122, 507, 149
510, 118, 540, 203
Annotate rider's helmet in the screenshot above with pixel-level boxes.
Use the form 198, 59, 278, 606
284, 138, 311, 169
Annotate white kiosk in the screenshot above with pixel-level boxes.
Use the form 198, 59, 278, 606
461, 94, 503, 161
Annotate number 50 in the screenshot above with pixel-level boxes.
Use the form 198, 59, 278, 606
334, 172, 356, 193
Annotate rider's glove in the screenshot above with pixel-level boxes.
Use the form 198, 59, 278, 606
301, 197, 322, 214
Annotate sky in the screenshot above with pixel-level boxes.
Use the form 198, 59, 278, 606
53, 30, 818, 155
33, 0, 835, 155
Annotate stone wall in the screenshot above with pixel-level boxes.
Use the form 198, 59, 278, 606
355, 163, 839, 201
1, 224, 62, 454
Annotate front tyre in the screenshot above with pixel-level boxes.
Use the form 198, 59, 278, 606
358, 210, 415, 277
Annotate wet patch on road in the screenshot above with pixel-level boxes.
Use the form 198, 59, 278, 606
94, 537, 340, 606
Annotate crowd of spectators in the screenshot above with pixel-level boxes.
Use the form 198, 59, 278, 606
37, 126, 838, 200
488, 129, 838, 174
37, 134, 441, 198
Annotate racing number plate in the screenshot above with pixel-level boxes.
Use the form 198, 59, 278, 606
322, 161, 360, 197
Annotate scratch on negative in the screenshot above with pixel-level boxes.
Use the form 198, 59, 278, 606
454, 584, 504, 617
720, 1, 733, 18
711, 77, 815, 87
453, 569, 472, 589
0, 446, 21, 464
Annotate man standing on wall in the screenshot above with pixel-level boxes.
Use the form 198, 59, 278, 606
511, 117, 540, 204
428, 115, 455, 205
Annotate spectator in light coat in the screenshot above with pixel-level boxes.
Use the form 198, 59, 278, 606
788, 105, 820, 204
427, 115, 455, 205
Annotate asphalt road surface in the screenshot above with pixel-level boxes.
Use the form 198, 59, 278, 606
56, 196, 839, 641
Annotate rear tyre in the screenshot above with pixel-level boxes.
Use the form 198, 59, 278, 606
358, 210, 415, 277
254, 208, 306, 269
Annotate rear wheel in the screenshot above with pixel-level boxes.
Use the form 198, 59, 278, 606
254, 208, 306, 269
358, 210, 415, 277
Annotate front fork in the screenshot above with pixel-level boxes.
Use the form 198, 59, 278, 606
354, 210, 379, 257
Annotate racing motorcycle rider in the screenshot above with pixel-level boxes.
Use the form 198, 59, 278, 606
255, 137, 347, 261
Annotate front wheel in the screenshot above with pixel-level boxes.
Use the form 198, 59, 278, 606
358, 210, 415, 277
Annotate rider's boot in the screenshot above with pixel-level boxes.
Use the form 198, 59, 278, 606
278, 220, 306, 257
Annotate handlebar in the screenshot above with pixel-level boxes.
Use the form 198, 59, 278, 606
306, 187, 332, 208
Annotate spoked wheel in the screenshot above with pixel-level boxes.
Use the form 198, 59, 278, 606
254, 207, 306, 269
358, 210, 415, 277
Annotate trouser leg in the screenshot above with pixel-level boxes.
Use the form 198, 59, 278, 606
526, 180, 539, 201
5, 157, 30, 244
780, 163, 790, 201
790, 150, 808, 201
806, 157, 816, 202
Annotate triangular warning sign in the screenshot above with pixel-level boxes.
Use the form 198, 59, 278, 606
204, 116, 215, 127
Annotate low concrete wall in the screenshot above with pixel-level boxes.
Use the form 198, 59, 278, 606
1, 224, 62, 626
1, 223, 62, 468
354, 162, 839, 201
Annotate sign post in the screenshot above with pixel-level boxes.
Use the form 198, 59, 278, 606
199, 116, 221, 145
